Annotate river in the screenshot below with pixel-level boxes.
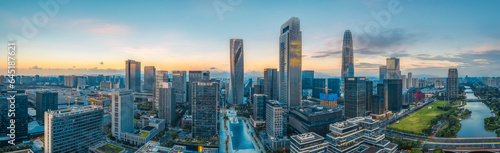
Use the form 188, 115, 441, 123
456, 87, 496, 137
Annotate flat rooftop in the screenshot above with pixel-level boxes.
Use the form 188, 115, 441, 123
292, 105, 341, 116
291, 132, 324, 144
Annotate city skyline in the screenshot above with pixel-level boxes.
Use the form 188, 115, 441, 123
1, 1, 500, 77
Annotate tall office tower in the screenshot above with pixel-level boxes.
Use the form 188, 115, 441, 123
366, 80, 373, 113
371, 95, 385, 114
144, 66, 156, 93
327, 78, 341, 96
0, 94, 28, 145
266, 101, 287, 139
253, 84, 264, 95
264, 68, 279, 100
202, 71, 210, 82
158, 82, 176, 127
312, 78, 326, 99
447, 68, 459, 99
379, 66, 387, 81
36, 91, 58, 124
253, 94, 267, 120
44, 106, 103, 153
188, 71, 202, 112
344, 77, 366, 118
172, 71, 187, 104
386, 57, 401, 79
229, 39, 244, 106
290, 132, 329, 153
412, 78, 419, 88
401, 75, 407, 90
384, 79, 403, 112
302, 70, 314, 92
407, 72, 413, 89
257, 77, 265, 85
125, 59, 141, 92
111, 90, 134, 140
192, 82, 219, 139
279, 17, 302, 107
341, 30, 354, 93
98, 74, 105, 84
87, 76, 97, 86
154, 71, 168, 111
377, 83, 384, 96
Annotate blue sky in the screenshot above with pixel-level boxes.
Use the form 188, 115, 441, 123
1, 0, 499, 77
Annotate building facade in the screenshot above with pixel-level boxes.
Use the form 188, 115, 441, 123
35, 91, 58, 124
144, 66, 156, 93
229, 39, 244, 106
344, 77, 366, 118
125, 59, 141, 92
341, 30, 354, 93
289, 105, 343, 136
279, 17, 302, 108
447, 68, 459, 99
157, 82, 176, 127
172, 71, 187, 104
264, 68, 279, 100
111, 90, 134, 140
290, 132, 329, 153
192, 82, 219, 139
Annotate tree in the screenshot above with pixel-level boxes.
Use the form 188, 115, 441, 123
433, 148, 444, 153
411, 148, 423, 153
422, 145, 429, 152
170, 131, 179, 139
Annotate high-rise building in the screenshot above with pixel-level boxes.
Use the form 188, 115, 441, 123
379, 66, 387, 81
302, 70, 314, 97
188, 71, 202, 113
0, 94, 28, 145
111, 90, 134, 140
371, 95, 385, 115
289, 105, 343, 136
384, 79, 403, 112
447, 68, 459, 99
144, 66, 156, 93
172, 71, 187, 104
264, 68, 279, 100
266, 101, 287, 139
366, 80, 373, 113
157, 82, 176, 127
344, 77, 366, 118
125, 60, 141, 92
44, 106, 103, 153
401, 75, 407, 90
290, 132, 329, 153
192, 82, 219, 139
253, 94, 267, 120
36, 91, 58, 124
154, 71, 168, 111
341, 30, 354, 93
386, 57, 401, 79
312, 78, 326, 99
407, 72, 413, 89
279, 17, 302, 108
202, 71, 210, 82
327, 78, 341, 96
229, 39, 244, 106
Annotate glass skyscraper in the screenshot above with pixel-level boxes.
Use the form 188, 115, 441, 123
229, 39, 244, 105
279, 17, 302, 107
144, 66, 156, 93
341, 30, 354, 93
125, 59, 141, 92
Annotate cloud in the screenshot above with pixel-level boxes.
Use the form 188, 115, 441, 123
30, 65, 43, 69
355, 28, 421, 52
310, 50, 341, 58
100, 62, 104, 65
210, 67, 217, 70
90, 24, 130, 34
355, 62, 380, 69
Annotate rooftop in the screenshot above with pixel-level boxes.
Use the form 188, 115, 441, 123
291, 132, 324, 144
47, 105, 102, 117
292, 105, 341, 116
142, 126, 155, 131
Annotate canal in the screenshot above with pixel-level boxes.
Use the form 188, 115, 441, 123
456, 87, 496, 137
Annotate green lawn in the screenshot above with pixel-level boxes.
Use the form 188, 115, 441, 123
138, 132, 149, 137
97, 143, 124, 153
388, 101, 448, 135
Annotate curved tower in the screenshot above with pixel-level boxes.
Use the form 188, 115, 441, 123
229, 39, 244, 105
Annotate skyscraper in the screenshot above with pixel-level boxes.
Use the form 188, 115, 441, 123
36, 91, 58, 124
366, 80, 373, 113
188, 71, 202, 112
386, 57, 401, 79
327, 78, 341, 96
202, 71, 210, 82
312, 78, 326, 99
44, 106, 103, 153
229, 39, 244, 106
264, 68, 279, 100
0, 94, 28, 145
253, 94, 267, 120
341, 30, 354, 93
266, 101, 287, 139
447, 68, 459, 99
172, 71, 187, 104
344, 77, 366, 118
407, 72, 413, 89
379, 66, 387, 81
384, 79, 403, 112
192, 82, 219, 139
279, 17, 302, 107
154, 70, 168, 111
125, 60, 141, 92
144, 66, 156, 93
157, 82, 176, 127
111, 90, 134, 140
302, 70, 314, 89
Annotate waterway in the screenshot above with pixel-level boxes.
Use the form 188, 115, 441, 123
456, 87, 496, 137
230, 118, 255, 150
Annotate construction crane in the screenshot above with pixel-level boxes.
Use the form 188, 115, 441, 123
61, 92, 82, 107
89, 98, 102, 106
314, 87, 337, 108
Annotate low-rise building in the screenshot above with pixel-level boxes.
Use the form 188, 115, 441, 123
290, 132, 329, 153
289, 105, 343, 136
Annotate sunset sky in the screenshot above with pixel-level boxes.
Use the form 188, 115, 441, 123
1, 0, 499, 77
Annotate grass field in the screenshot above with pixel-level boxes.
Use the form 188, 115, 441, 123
97, 143, 124, 153
388, 101, 448, 135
